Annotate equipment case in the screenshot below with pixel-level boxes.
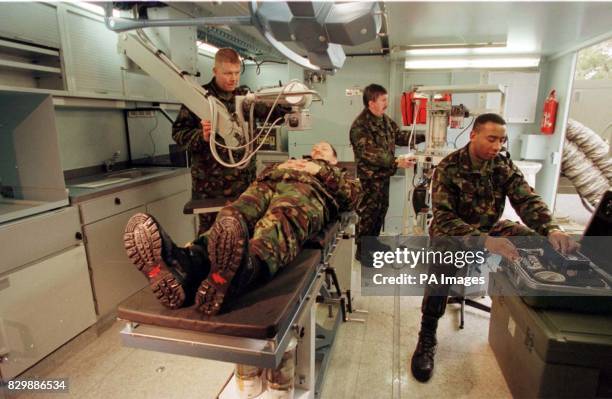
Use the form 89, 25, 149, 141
488, 272, 612, 398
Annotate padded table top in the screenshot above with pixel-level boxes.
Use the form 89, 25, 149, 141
304, 221, 340, 250
117, 249, 322, 340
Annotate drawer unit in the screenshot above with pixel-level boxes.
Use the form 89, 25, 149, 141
0, 245, 96, 381
0, 206, 82, 276
78, 174, 189, 225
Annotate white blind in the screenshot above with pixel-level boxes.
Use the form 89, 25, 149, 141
0, 3, 60, 48
65, 10, 123, 94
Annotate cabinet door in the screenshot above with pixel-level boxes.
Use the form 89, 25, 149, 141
488, 71, 541, 123
146, 191, 197, 246
83, 206, 148, 317
0, 245, 96, 381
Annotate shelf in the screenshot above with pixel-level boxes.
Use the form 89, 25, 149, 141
416, 84, 506, 94
0, 38, 59, 57
0, 59, 61, 74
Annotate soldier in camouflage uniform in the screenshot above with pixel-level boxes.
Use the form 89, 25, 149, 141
411, 113, 578, 383
350, 84, 422, 262
172, 48, 286, 234
124, 142, 361, 315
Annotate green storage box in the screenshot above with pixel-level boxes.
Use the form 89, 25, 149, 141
489, 272, 612, 398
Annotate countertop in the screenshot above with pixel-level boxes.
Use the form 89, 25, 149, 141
67, 167, 190, 204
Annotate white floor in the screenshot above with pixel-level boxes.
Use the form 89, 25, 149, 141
7, 259, 511, 399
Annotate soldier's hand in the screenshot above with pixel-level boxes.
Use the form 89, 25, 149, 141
302, 161, 322, 175
396, 156, 416, 169
278, 159, 306, 171
485, 236, 520, 262
201, 120, 212, 142
548, 230, 579, 255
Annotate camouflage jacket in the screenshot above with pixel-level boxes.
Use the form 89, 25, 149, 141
259, 159, 362, 222
172, 78, 287, 199
430, 144, 560, 238
349, 109, 415, 180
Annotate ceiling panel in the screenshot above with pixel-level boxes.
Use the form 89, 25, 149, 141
387, 2, 612, 56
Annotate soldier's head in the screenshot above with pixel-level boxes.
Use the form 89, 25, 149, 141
469, 113, 507, 161
311, 141, 338, 165
363, 84, 388, 117
213, 48, 241, 93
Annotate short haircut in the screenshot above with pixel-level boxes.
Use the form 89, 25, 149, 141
362, 84, 387, 107
215, 48, 241, 65
323, 141, 338, 158
473, 113, 506, 131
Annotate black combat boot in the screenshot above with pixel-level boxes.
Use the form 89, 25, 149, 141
410, 315, 439, 382
124, 213, 209, 309
195, 211, 249, 316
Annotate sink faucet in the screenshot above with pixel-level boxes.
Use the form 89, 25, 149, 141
105, 151, 121, 172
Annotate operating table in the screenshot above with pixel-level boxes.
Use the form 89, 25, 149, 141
117, 199, 359, 398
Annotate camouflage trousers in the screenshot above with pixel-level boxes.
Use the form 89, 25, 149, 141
194, 179, 326, 277
422, 220, 538, 319
355, 178, 390, 252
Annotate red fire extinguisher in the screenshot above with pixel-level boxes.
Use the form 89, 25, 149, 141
401, 91, 427, 126
540, 90, 558, 134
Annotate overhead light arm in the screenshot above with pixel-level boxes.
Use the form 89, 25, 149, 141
102, 3, 252, 32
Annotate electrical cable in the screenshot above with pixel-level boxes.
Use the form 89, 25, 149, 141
452, 115, 475, 149
144, 114, 159, 160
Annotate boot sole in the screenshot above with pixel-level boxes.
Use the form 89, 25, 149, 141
196, 215, 246, 315
124, 213, 185, 309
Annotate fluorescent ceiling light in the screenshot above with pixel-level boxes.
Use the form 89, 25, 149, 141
404, 57, 540, 70
404, 47, 514, 56
197, 41, 219, 55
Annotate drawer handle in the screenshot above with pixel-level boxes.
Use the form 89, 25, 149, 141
114, 197, 121, 205
75, 232, 83, 240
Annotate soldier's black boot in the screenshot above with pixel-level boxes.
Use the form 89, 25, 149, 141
195, 211, 249, 315
226, 254, 266, 298
124, 213, 209, 309
410, 315, 439, 382
411, 293, 448, 382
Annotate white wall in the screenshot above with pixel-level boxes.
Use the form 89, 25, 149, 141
569, 79, 612, 138
289, 56, 391, 161
241, 63, 290, 90
55, 108, 128, 170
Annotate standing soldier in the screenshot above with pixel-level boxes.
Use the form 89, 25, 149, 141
172, 48, 286, 234
410, 113, 578, 382
350, 84, 419, 262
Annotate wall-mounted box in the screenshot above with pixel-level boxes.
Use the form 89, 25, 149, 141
520, 134, 549, 160
0, 90, 68, 224
488, 71, 541, 123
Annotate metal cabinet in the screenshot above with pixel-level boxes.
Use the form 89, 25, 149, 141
0, 245, 96, 381
146, 190, 196, 247
79, 173, 196, 317
83, 206, 148, 317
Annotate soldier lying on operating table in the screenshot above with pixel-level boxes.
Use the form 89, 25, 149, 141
123, 142, 362, 316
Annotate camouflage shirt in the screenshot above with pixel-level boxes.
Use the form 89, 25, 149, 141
259, 159, 362, 222
349, 109, 417, 180
430, 144, 560, 238
172, 78, 287, 199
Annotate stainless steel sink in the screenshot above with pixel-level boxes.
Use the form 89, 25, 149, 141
107, 169, 149, 179
69, 168, 175, 189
